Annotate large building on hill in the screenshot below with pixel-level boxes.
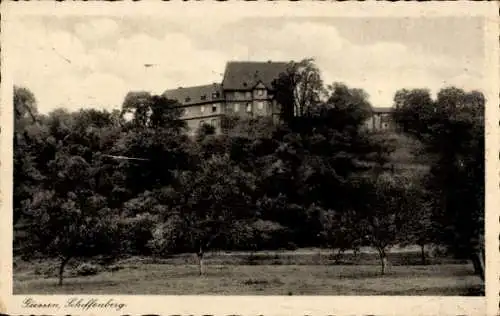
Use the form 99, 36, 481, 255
163, 61, 287, 135
163, 60, 394, 135
163, 83, 224, 134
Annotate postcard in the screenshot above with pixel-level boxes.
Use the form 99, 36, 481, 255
1, 2, 498, 315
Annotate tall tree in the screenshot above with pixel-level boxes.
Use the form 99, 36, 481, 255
18, 107, 129, 285
23, 152, 123, 285
272, 58, 325, 123
161, 155, 256, 275
14, 86, 38, 125
392, 87, 485, 266
114, 93, 191, 198
353, 174, 417, 275
121, 92, 185, 131
13, 86, 43, 227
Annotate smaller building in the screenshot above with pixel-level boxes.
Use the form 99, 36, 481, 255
365, 107, 394, 131
162, 83, 224, 135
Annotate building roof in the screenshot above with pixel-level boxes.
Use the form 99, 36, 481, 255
372, 107, 393, 113
162, 83, 223, 106
222, 61, 289, 91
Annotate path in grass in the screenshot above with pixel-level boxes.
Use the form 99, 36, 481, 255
14, 264, 481, 295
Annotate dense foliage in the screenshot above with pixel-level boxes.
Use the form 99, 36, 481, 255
13, 60, 485, 283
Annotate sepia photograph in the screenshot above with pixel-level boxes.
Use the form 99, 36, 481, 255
2, 2, 498, 315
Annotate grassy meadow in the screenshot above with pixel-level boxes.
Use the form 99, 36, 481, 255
13, 248, 483, 296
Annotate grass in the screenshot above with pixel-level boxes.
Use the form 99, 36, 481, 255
13, 250, 482, 296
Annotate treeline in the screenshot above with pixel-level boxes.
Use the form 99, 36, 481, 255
13, 60, 485, 284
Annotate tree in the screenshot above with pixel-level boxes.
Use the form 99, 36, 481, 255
120, 91, 185, 132
13, 87, 43, 226
319, 208, 362, 263
113, 92, 191, 199
195, 123, 216, 143
161, 155, 256, 275
354, 174, 416, 275
14, 86, 38, 125
272, 58, 325, 123
16, 106, 132, 285
397, 179, 435, 265
392, 87, 485, 269
23, 155, 123, 285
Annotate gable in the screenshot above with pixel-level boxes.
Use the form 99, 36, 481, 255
254, 82, 266, 89
222, 61, 289, 91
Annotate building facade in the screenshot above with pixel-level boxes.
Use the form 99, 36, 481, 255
164, 61, 393, 135
163, 61, 288, 135
162, 83, 224, 135
221, 61, 287, 124
364, 107, 394, 132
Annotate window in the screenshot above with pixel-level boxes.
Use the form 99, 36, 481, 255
200, 105, 205, 113
185, 97, 191, 102
212, 104, 217, 113
201, 95, 207, 101
234, 103, 240, 112
246, 103, 252, 112
256, 89, 265, 96
212, 92, 220, 99
257, 101, 264, 110
183, 108, 189, 116
199, 120, 205, 127
211, 119, 217, 127
245, 92, 252, 99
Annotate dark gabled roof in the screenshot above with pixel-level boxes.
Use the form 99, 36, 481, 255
162, 83, 223, 106
222, 61, 289, 91
372, 107, 393, 113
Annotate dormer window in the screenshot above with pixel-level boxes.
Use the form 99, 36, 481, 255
185, 97, 191, 102
212, 92, 220, 99
256, 90, 265, 96
201, 95, 207, 101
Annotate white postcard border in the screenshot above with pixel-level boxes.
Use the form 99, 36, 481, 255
1, 2, 498, 316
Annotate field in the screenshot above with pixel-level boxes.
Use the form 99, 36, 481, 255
13, 249, 483, 296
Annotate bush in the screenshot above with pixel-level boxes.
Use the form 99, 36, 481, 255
34, 265, 58, 278
284, 242, 298, 251
74, 263, 100, 276
106, 264, 123, 272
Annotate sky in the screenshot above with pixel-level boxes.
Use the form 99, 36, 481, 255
8, 15, 485, 114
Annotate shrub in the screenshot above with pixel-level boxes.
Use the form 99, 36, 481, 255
106, 265, 123, 272
74, 263, 100, 276
34, 265, 58, 278
242, 278, 270, 285
285, 242, 298, 250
